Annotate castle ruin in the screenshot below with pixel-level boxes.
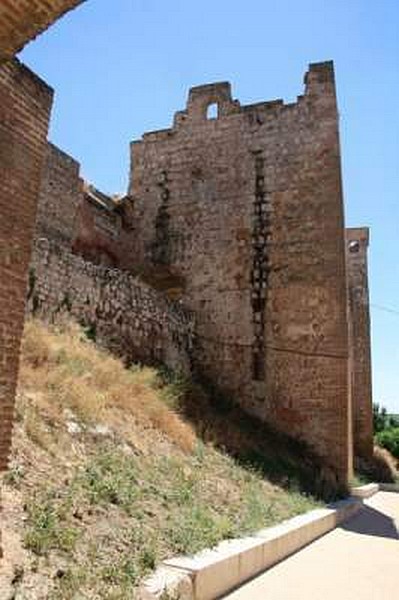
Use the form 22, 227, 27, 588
0, 2, 373, 488
22, 62, 373, 487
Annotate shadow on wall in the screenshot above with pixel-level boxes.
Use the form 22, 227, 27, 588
160, 370, 349, 502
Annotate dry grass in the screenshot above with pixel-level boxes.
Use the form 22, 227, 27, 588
355, 445, 398, 484
20, 319, 196, 454
1, 318, 321, 599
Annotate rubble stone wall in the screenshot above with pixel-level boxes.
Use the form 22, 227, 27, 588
28, 238, 195, 374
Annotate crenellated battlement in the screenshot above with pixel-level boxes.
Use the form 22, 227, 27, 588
138, 61, 338, 143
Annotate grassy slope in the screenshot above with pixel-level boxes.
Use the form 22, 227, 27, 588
1, 319, 321, 599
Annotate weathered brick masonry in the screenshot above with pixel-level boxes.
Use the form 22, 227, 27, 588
0, 0, 84, 473
0, 0, 84, 554
29, 238, 194, 374
0, 59, 53, 470
0, 0, 85, 62
346, 228, 373, 458
130, 62, 352, 482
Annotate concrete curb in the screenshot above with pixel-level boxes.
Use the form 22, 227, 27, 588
379, 482, 399, 493
350, 482, 399, 497
138, 497, 363, 600
350, 483, 379, 498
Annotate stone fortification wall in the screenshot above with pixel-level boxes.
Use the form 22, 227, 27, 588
35, 142, 83, 246
1, 54, 372, 486
129, 62, 351, 482
73, 185, 136, 269
346, 228, 373, 458
28, 239, 194, 374
0, 59, 53, 470
36, 142, 136, 269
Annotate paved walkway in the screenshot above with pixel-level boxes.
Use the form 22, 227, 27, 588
224, 491, 399, 600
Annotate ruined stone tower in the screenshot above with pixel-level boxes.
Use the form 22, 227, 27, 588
0, 52, 373, 485
129, 61, 352, 483
346, 228, 373, 458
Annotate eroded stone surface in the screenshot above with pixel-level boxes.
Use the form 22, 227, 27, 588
129, 63, 351, 482
28, 238, 194, 373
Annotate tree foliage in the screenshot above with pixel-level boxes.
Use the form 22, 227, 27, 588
375, 428, 399, 459
373, 403, 399, 459
373, 403, 399, 433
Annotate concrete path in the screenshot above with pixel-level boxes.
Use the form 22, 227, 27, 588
224, 491, 399, 600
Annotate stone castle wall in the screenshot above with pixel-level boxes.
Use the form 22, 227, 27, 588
36, 142, 83, 245
346, 228, 373, 457
33, 122, 373, 479
129, 62, 351, 482
28, 238, 194, 374
35, 142, 136, 269
0, 53, 373, 483
0, 59, 53, 470
0, 0, 375, 564
72, 185, 136, 270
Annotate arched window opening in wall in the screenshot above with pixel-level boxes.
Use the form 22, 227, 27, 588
207, 102, 219, 119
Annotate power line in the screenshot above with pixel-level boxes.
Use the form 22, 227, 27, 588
194, 332, 347, 359
371, 303, 399, 316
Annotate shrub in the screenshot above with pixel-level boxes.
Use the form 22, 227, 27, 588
373, 403, 399, 433
375, 428, 399, 459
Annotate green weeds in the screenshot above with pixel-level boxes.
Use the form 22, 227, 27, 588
24, 493, 78, 556
22, 442, 318, 597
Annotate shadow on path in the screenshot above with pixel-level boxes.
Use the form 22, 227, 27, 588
340, 504, 398, 540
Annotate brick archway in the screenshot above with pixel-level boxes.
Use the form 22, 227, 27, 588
0, 0, 86, 470
0, 1, 85, 62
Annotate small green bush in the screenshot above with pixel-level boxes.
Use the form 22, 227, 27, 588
3, 465, 25, 488
78, 451, 140, 512
24, 494, 78, 556
376, 428, 399, 459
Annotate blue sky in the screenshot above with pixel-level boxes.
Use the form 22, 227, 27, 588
20, 0, 399, 412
